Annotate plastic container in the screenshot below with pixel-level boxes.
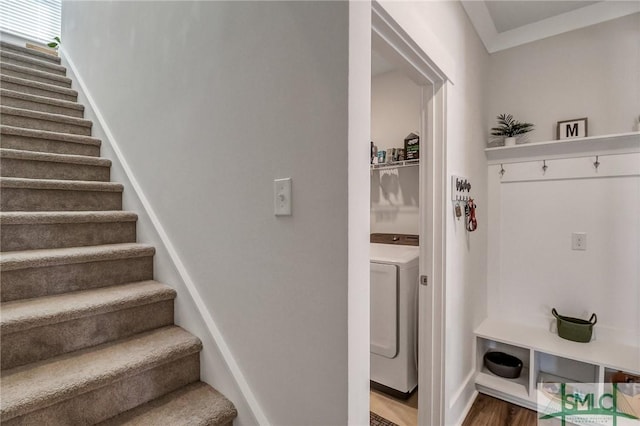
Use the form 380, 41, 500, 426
484, 351, 523, 379
552, 308, 597, 343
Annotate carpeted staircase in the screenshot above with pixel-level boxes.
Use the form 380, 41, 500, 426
0, 41, 238, 425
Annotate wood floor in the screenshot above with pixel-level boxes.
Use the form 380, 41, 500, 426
462, 393, 538, 426
370, 388, 418, 426
370, 391, 539, 426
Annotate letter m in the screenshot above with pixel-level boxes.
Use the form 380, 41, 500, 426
566, 123, 579, 137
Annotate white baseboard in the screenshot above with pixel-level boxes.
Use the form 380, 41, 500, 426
454, 390, 478, 426
448, 369, 477, 425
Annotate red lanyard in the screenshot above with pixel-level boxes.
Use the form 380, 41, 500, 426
465, 199, 477, 232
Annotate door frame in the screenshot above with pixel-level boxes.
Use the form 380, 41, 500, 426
371, 3, 448, 425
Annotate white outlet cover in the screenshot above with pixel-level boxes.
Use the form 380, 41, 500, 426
571, 232, 587, 250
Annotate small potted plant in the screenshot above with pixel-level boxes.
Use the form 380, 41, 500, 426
490, 113, 534, 146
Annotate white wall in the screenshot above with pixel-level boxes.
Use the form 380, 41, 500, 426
63, 2, 351, 425
370, 166, 419, 234
485, 13, 640, 352
379, 2, 490, 424
488, 158, 640, 347
370, 71, 420, 235
371, 70, 421, 151
487, 13, 640, 143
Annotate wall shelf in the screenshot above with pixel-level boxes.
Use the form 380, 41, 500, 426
474, 318, 640, 411
371, 159, 419, 170
485, 131, 640, 165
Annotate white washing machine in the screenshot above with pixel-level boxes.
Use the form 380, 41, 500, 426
370, 235, 419, 398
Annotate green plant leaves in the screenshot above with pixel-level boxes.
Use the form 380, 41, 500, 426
490, 113, 534, 137
47, 36, 61, 49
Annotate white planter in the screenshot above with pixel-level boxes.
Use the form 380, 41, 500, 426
504, 137, 516, 147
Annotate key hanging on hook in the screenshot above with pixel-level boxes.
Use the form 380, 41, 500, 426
454, 202, 462, 220
499, 164, 505, 177
542, 160, 548, 174
594, 156, 600, 171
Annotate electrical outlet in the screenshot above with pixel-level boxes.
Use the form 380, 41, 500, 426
572, 232, 587, 250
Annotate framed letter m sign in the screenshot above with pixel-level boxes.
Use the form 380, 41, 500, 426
557, 118, 588, 140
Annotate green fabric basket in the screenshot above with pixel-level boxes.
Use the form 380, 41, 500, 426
552, 308, 597, 343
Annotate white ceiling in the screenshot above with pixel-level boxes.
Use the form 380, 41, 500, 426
371, 49, 396, 77
462, 1, 640, 53
373, 1, 639, 74
485, 1, 598, 32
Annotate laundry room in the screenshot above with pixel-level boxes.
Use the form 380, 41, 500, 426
369, 47, 422, 425
370, 52, 420, 237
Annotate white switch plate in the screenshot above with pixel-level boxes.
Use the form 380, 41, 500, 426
274, 178, 292, 216
572, 232, 587, 250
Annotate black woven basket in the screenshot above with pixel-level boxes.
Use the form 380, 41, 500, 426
483, 351, 523, 379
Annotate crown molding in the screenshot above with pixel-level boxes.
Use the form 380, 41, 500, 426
462, 1, 640, 53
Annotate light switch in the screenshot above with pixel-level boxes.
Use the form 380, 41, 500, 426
274, 178, 292, 216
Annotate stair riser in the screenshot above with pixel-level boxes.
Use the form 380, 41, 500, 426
1, 96, 83, 118
1, 300, 174, 370
0, 134, 100, 157
1, 113, 91, 136
1, 188, 122, 211
0, 80, 76, 102
1, 157, 110, 181
0, 55, 66, 76
1, 46, 62, 65
1, 68, 71, 88
1, 256, 153, 302
1, 221, 135, 251
2, 353, 199, 425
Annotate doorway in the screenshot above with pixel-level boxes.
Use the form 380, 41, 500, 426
369, 3, 447, 426
369, 45, 422, 426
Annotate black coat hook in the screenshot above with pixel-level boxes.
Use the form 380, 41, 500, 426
499, 164, 505, 177
594, 156, 600, 170
542, 160, 548, 174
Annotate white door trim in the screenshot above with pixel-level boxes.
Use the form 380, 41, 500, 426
372, 3, 448, 425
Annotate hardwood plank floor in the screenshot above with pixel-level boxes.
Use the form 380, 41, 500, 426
370, 388, 418, 426
462, 393, 538, 426
370, 390, 540, 426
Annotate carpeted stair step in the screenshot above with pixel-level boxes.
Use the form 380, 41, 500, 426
1, 75, 77, 102
99, 381, 238, 426
0, 243, 154, 302
0, 326, 202, 425
1, 89, 84, 117
0, 50, 66, 76
0, 41, 62, 65
0, 177, 122, 211
0, 211, 136, 251
1, 106, 92, 136
0, 40, 238, 426
1, 62, 72, 88
0, 148, 111, 181
1, 280, 176, 370
1, 126, 101, 157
